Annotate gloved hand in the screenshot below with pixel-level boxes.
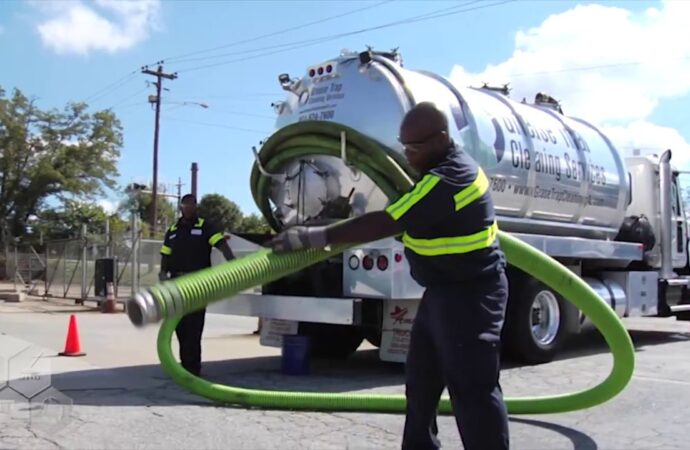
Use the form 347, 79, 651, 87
268, 226, 328, 253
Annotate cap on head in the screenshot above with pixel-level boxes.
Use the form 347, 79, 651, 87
180, 194, 196, 205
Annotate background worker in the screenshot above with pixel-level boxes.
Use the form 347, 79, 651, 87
159, 193, 235, 376
268, 102, 510, 450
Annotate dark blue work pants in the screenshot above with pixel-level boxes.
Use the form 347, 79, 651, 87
171, 272, 206, 376
402, 271, 510, 450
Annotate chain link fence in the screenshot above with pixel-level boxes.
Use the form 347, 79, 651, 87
5, 216, 170, 306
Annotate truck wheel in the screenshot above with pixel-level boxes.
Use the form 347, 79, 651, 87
503, 279, 568, 364
298, 323, 364, 359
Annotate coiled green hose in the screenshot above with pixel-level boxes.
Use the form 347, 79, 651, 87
130, 121, 635, 415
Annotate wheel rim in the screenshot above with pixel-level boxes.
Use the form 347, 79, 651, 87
531, 290, 560, 347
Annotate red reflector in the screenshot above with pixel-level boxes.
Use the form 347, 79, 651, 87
394, 253, 403, 263
362, 255, 374, 270
377, 255, 388, 271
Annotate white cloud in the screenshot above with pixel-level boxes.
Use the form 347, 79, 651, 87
601, 121, 690, 160
449, 0, 690, 167
34, 0, 161, 56
98, 199, 117, 214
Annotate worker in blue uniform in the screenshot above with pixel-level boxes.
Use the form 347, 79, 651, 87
268, 102, 510, 450
159, 194, 235, 376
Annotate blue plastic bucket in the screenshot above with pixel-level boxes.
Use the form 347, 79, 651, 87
281, 335, 310, 375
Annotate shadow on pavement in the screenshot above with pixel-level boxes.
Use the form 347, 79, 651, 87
510, 418, 598, 450
35, 325, 687, 410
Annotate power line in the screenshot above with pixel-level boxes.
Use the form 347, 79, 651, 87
108, 85, 151, 110
81, 70, 140, 105
160, 116, 271, 134
169, 0, 485, 68
172, 0, 511, 74
150, 0, 396, 66
507, 56, 690, 78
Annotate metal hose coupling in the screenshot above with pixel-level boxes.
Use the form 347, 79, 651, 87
127, 289, 163, 327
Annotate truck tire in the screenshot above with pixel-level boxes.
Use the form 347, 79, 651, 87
298, 322, 364, 359
503, 278, 569, 364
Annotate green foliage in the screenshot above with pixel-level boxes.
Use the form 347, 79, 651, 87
28, 201, 128, 242
0, 86, 122, 239
198, 193, 243, 231
118, 187, 176, 237
237, 213, 272, 234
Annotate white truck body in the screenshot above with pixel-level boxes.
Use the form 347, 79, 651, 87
210, 48, 690, 364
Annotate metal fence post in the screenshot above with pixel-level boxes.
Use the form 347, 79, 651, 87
105, 218, 111, 258
81, 224, 88, 301
131, 213, 140, 296
13, 243, 18, 291
44, 245, 49, 296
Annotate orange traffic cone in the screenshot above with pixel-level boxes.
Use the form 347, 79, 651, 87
102, 282, 116, 313
58, 314, 86, 357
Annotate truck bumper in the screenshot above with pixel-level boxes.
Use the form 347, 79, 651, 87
207, 293, 362, 325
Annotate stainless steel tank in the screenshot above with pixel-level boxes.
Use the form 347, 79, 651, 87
259, 49, 629, 240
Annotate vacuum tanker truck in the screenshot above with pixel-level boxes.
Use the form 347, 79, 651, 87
209, 48, 690, 364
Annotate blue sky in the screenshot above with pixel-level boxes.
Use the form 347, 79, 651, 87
1, 0, 689, 217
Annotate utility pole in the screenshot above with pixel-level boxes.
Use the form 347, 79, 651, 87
142, 64, 177, 237
175, 177, 185, 209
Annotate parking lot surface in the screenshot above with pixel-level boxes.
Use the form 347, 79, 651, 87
0, 294, 688, 449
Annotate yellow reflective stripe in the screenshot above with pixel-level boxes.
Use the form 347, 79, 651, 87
195, 218, 205, 228
385, 174, 441, 220
454, 168, 490, 211
208, 232, 224, 246
160, 245, 172, 255
402, 222, 498, 256
169, 224, 177, 232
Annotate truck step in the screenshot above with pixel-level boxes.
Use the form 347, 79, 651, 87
670, 304, 690, 313
665, 277, 690, 287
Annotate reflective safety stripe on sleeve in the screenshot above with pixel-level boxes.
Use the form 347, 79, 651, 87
160, 245, 172, 255
208, 232, 224, 246
385, 174, 441, 220
402, 221, 498, 256
453, 168, 490, 212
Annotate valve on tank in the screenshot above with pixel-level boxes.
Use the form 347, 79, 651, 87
534, 92, 564, 114
480, 82, 511, 96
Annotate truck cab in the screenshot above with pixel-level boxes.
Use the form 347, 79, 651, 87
625, 153, 688, 276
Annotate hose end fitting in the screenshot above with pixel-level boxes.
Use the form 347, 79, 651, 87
127, 289, 162, 327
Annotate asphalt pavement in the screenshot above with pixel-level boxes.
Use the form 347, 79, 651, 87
0, 290, 689, 449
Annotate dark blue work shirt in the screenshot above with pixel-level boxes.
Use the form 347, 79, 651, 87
385, 144, 506, 287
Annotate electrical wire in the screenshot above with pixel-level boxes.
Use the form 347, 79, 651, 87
160, 116, 271, 134
80, 70, 140, 105
108, 86, 151, 110
507, 56, 690, 78
149, 0, 396, 66
172, 0, 504, 74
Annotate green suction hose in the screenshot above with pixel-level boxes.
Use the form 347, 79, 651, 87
128, 121, 635, 415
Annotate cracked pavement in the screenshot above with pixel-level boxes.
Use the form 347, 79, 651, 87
0, 295, 689, 449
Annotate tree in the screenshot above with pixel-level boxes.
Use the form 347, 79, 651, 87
197, 194, 242, 231
30, 201, 128, 242
237, 213, 272, 234
118, 187, 176, 237
0, 86, 122, 241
